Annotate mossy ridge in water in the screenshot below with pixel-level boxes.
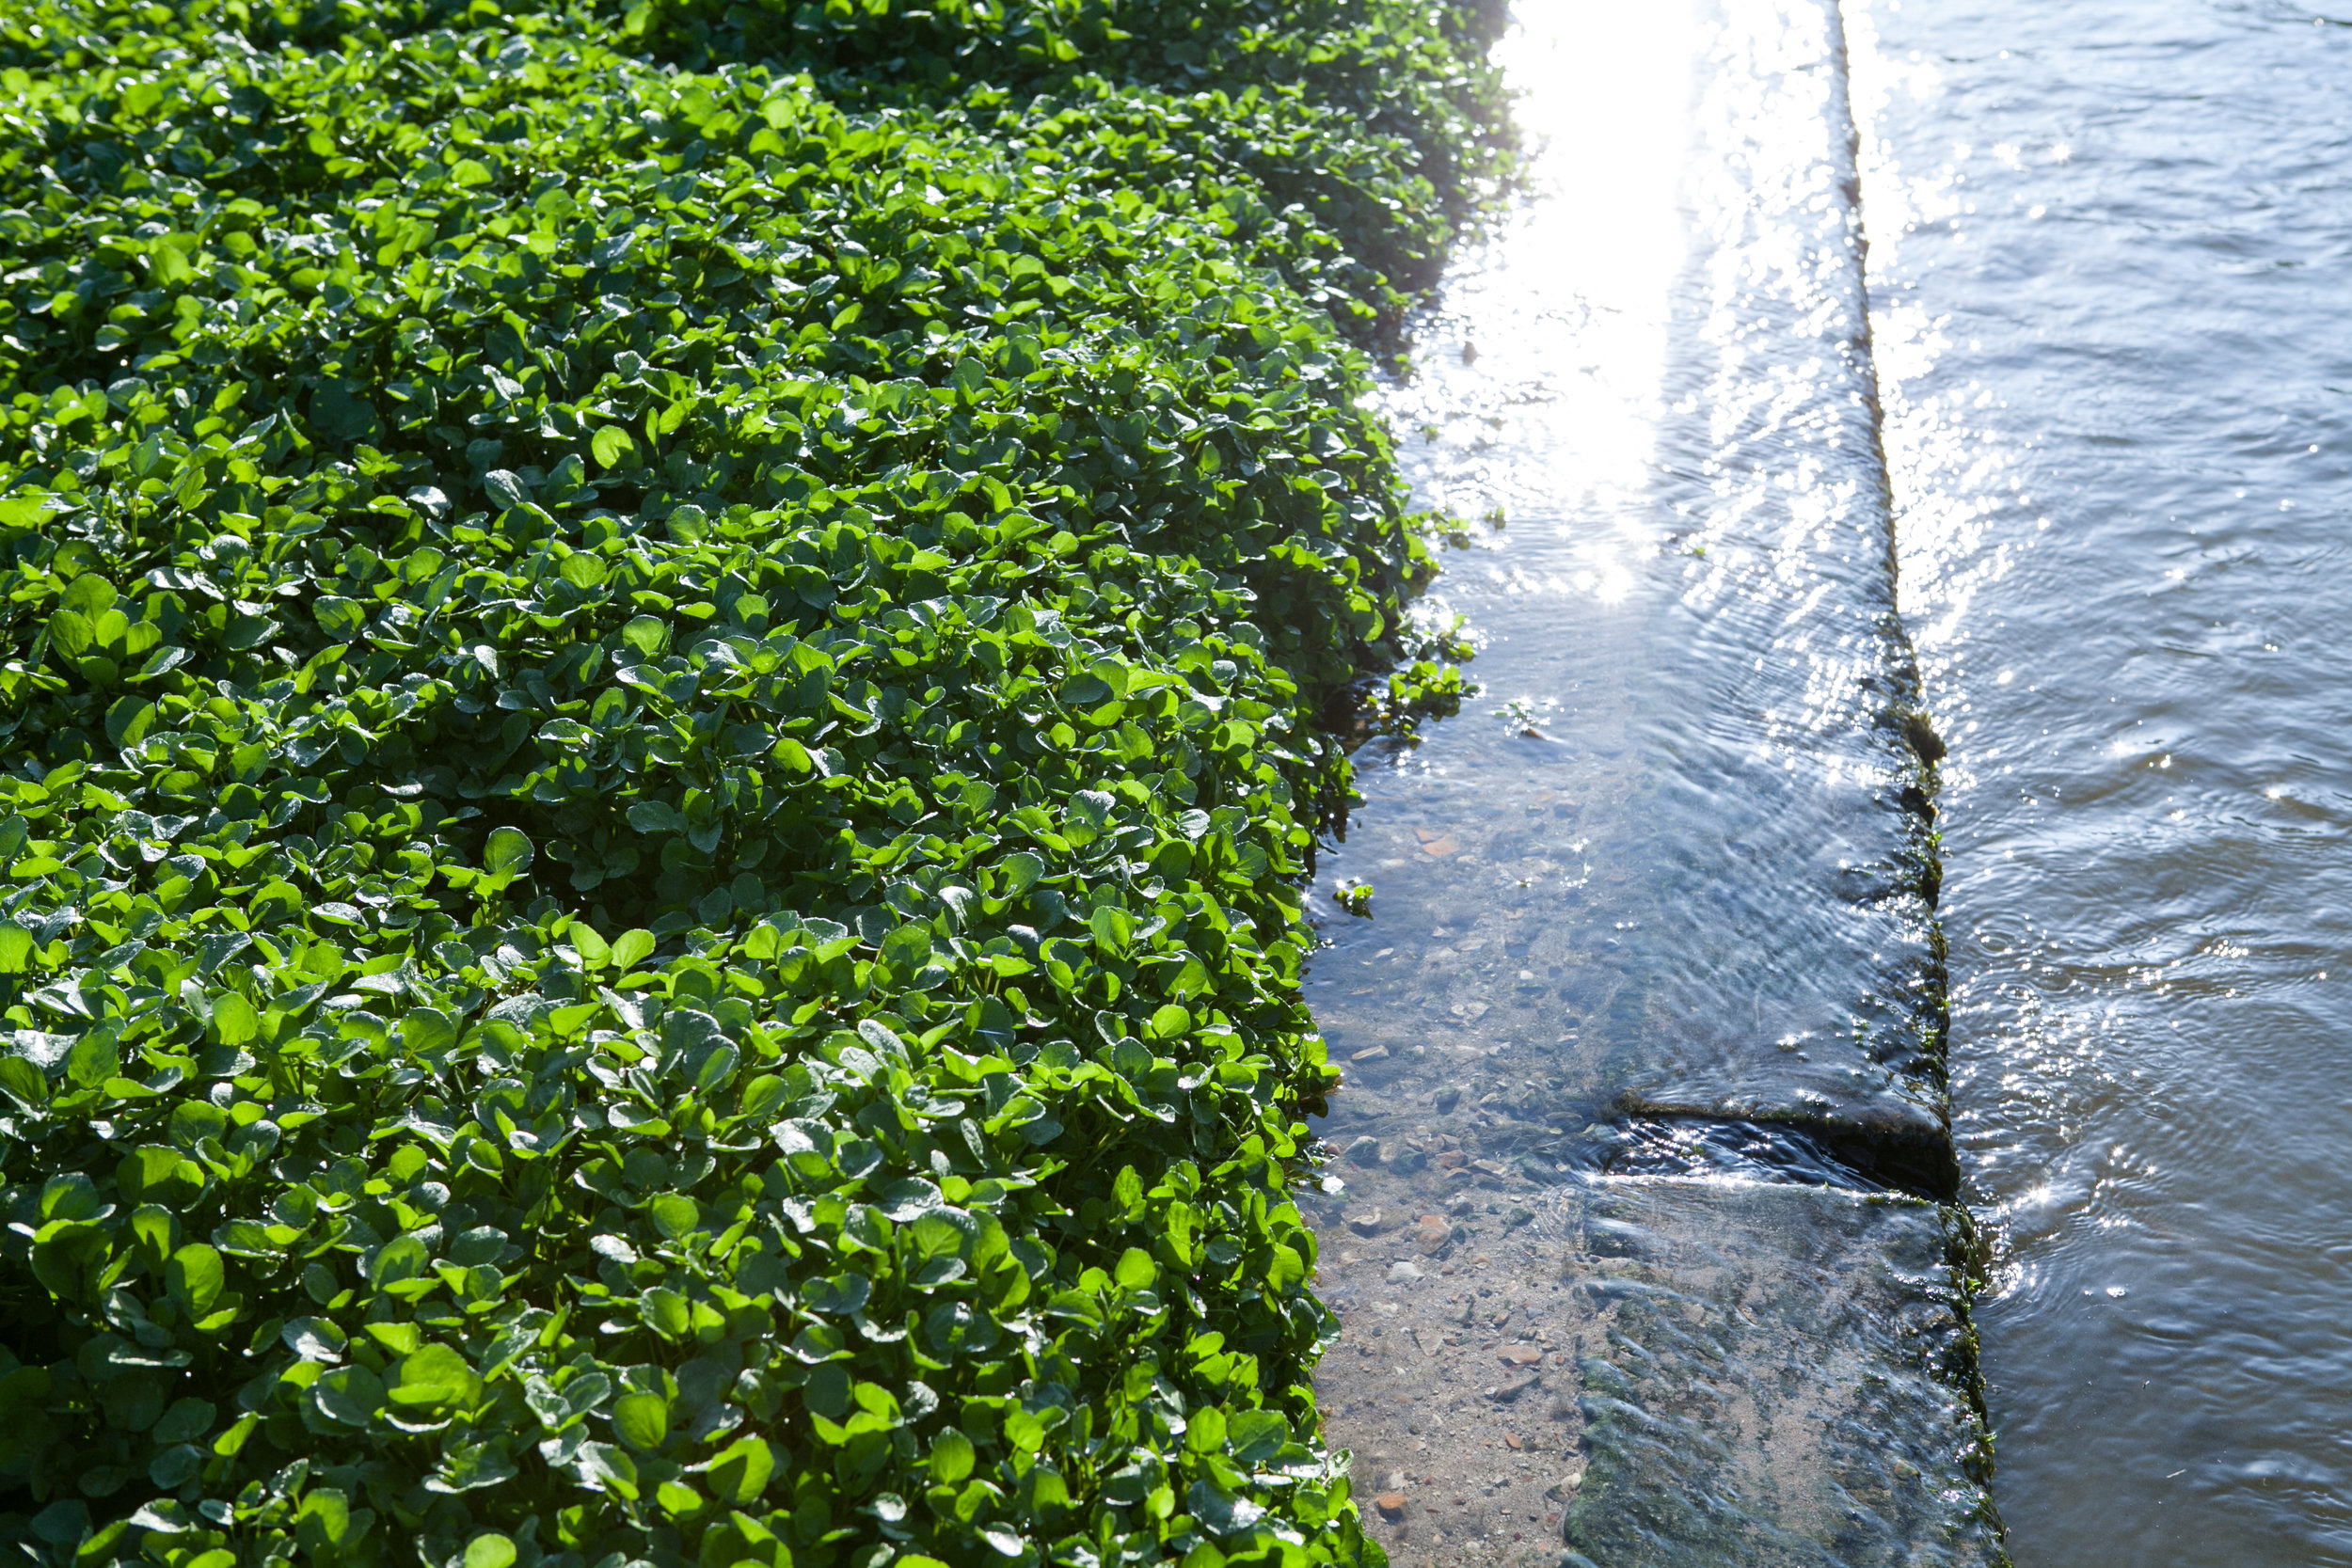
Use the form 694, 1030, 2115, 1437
1560, 1180, 2001, 1568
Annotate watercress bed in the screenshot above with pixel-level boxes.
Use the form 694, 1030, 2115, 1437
0, 2, 1502, 1565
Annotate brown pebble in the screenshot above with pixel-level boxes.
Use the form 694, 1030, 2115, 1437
1350, 1044, 1391, 1063
1412, 1215, 1450, 1254
1500, 1345, 1544, 1368
1375, 1493, 1407, 1521
1421, 835, 1461, 857
1505, 1433, 1525, 1450
1487, 1369, 1542, 1402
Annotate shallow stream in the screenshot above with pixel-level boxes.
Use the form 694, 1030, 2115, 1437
1300, 1, 1979, 1562
1307, 0, 2352, 1561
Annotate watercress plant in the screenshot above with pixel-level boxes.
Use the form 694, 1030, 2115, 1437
0, 3, 1503, 1564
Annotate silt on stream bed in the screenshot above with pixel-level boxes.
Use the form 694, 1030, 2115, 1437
1301, 1, 2003, 1562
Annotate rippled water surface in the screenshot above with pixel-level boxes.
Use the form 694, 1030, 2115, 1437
1301, 2, 1990, 1561
1302, 0, 1941, 1190
1848, 1, 2352, 1560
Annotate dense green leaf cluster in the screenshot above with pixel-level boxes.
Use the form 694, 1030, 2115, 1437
0, 2, 1500, 1565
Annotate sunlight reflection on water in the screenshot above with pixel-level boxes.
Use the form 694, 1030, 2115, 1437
1307, 2, 1968, 1557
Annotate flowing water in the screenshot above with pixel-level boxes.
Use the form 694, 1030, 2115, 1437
1303, 0, 1945, 1212
1310, 0, 2352, 1560
1848, 3, 2352, 1562
1301, 2, 2001, 1563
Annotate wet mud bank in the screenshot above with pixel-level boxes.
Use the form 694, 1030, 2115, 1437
1303, 0, 2004, 1560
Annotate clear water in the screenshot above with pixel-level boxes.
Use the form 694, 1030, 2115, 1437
1303, 0, 1948, 1203
1301, 2, 2001, 1561
1848, 2, 2352, 1561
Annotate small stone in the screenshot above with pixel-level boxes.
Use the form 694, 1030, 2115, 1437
1347, 1209, 1388, 1236
1487, 1369, 1541, 1402
1375, 1493, 1408, 1521
1435, 1149, 1468, 1169
1434, 1085, 1462, 1112
1504, 1433, 1525, 1451
1412, 1215, 1451, 1254
1470, 1159, 1511, 1180
1388, 1260, 1424, 1284
1345, 1135, 1384, 1167
1500, 1345, 1544, 1368
1350, 1044, 1391, 1063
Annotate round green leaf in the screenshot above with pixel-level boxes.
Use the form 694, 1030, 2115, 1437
389, 1344, 479, 1412
612, 1391, 669, 1451
930, 1428, 975, 1483
706, 1435, 774, 1504
309, 1365, 387, 1429
165, 1244, 223, 1315
569, 923, 612, 966
103, 696, 154, 750
484, 827, 533, 877
591, 426, 636, 469
621, 615, 668, 657
45, 610, 91, 657
611, 928, 657, 971
211, 992, 259, 1047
